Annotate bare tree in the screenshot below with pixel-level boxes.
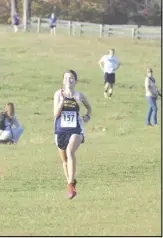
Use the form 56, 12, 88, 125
23, 0, 31, 31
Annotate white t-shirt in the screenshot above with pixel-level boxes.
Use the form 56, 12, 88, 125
100, 55, 119, 74
145, 77, 158, 97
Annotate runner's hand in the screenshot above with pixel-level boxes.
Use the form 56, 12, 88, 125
60, 89, 65, 102
83, 114, 90, 123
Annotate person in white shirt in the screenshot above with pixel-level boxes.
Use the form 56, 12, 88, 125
0, 103, 23, 144
145, 68, 161, 126
99, 48, 120, 99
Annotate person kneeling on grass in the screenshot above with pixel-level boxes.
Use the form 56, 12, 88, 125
0, 103, 23, 144
145, 68, 161, 126
54, 70, 92, 199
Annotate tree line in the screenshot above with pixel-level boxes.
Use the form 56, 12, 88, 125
0, 0, 161, 26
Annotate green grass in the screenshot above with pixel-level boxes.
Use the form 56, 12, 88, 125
0, 32, 161, 236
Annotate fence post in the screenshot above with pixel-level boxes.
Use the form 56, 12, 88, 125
79, 23, 84, 37
37, 18, 41, 33
137, 28, 141, 40
68, 21, 72, 35
100, 24, 104, 39
72, 23, 75, 36
108, 26, 113, 37
132, 28, 136, 40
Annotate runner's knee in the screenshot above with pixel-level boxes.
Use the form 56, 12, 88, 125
62, 161, 67, 167
66, 148, 75, 158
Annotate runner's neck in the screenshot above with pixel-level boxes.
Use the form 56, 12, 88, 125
63, 89, 75, 98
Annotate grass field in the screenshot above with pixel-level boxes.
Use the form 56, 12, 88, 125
0, 31, 161, 236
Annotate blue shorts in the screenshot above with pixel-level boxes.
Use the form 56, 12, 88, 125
54, 132, 84, 150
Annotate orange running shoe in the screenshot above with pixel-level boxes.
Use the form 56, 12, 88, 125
67, 183, 77, 199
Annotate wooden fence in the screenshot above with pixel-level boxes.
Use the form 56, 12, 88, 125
35, 18, 161, 40
2, 17, 161, 40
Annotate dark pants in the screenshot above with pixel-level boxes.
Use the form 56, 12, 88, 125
50, 25, 56, 28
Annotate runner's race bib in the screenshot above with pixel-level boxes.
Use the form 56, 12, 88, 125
61, 111, 77, 128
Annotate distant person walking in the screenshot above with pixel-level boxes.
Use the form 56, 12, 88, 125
49, 13, 56, 36
145, 68, 161, 126
13, 12, 19, 33
99, 49, 120, 99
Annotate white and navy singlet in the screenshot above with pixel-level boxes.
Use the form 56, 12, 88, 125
54, 93, 84, 135
54, 92, 84, 150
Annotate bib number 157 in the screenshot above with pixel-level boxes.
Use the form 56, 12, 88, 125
61, 111, 77, 128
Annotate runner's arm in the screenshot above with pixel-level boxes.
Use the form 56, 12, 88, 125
80, 93, 92, 122
98, 56, 104, 72
54, 91, 64, 118
115, 58, 120, 70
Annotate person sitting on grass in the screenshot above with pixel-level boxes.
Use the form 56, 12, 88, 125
0, 103, 23, 144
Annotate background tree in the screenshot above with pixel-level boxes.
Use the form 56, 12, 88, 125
0, 0, 161, 26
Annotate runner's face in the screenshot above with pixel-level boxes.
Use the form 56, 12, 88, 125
147, 70, 152, 77
109, 49, 115, 56
63, 73, 76, 89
